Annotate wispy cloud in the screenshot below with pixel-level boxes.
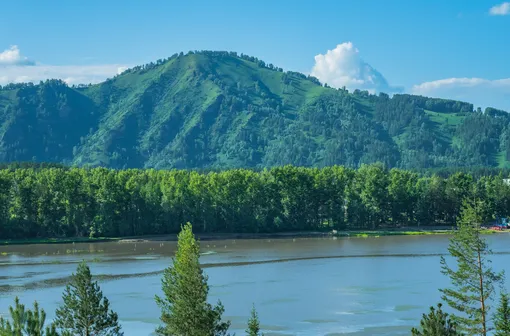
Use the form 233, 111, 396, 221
412, 77, 510, 111
311, 42, 402, 94
0, 45, 129, 86
489, 2, 510, 15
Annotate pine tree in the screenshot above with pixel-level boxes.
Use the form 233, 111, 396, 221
246, 304, 262, 336
54, 262, 123, 336
440, 200, 503, 336
411, 303, 461, 336
0, 297, 58, 336
155, 222, 230, 336
495, 292, 510, 336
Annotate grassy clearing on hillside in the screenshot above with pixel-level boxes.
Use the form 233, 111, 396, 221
496, 151, 510, 168
425, 110, 466, 126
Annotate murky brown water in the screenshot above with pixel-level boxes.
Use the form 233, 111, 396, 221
2, 234, 510, 335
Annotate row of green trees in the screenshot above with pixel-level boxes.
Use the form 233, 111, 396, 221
2, 165, 510, 239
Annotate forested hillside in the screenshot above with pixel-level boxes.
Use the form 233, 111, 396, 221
0, 51, 509, 169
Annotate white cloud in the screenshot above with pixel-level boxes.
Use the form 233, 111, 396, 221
117, 66, 128, 75
311, 42, 402, 94
489, 2, 510, 15
0, 45, 130, 86
0, 64, 130, 86
412, 77, 510, 111
0, 45, 35, 66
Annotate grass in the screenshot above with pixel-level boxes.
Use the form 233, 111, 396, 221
334, 230, 450, 238
424, 110, 466, 126
334, 228, 499, 238
496, 151, 510, 168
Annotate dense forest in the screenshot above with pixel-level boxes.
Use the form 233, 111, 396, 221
1, 165, 509, 239
0, 51, 510, 170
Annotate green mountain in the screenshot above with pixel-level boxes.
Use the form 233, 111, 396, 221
1, 51, 509, 169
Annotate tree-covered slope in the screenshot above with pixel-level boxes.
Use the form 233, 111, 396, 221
0, 51, 509, 169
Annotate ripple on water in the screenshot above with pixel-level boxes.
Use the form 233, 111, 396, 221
335, 311, 355, 315
261, 297, 299, 305
200, 251, 217, 255
302, 318, 339, 324
394, 304, 421, 312
131, 255, 160, 261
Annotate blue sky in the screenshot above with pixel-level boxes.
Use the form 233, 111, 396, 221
1, 0, 510, 110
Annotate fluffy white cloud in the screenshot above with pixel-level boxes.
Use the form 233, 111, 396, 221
0, 46, 129, 86
489, 2, 510, 15
0, 45, 35, 66
311, 42, 402, 94
412, 77, 510, 111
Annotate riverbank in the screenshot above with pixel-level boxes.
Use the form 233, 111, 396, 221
1, 227, 502, 246
0, 237, 122, 246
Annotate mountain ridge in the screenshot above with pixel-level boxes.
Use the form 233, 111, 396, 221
0, 50, 508, 169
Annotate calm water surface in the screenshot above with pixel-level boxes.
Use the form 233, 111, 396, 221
2, 234, 510, 335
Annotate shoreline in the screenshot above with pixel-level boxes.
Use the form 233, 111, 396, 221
0, 227, 502, 246
1, 227, 502, 246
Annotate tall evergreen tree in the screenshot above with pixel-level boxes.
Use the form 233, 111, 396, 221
411, 303, 461, 336
0, 297, 58, 336
54, 262, 123, 336
155, 222, 230, 336
440, 200, 503, 336
495, 292, 510, 336
246, 305, 262, 336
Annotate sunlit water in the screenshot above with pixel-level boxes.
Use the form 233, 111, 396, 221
2, 234, 510, 335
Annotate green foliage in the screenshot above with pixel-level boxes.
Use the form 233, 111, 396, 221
54, 262, 123, 336
495, 292, 510, 336
1, 52, 509, 170
0, 166, 509, 239
246, 305, 262, 336
0, 297, 58, 336
411, 303, 461, 336
440, 201, 504, 335
155, 223, 230, 336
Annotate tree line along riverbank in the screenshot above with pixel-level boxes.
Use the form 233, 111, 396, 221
0, 164, 509, 240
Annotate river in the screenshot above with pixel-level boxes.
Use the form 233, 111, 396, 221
1, 234, 510, 335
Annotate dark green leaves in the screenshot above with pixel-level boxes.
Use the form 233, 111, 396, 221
440, 200, 504, 335
495, 292, 510, 336
246, 305, 263, 336
0, 297, 58, 336
155, 223, 230, 336
411, 303, 461, 336
55, 262, 123, 336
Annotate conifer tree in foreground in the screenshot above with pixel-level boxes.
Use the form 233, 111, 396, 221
495, 292, 510, 336
411, 303, 461, 336
246, 304, 263, 336
155, 222, 230, 336
440, 200, 503, 336
0, 297, 59, 336
55, 262, 123, 336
